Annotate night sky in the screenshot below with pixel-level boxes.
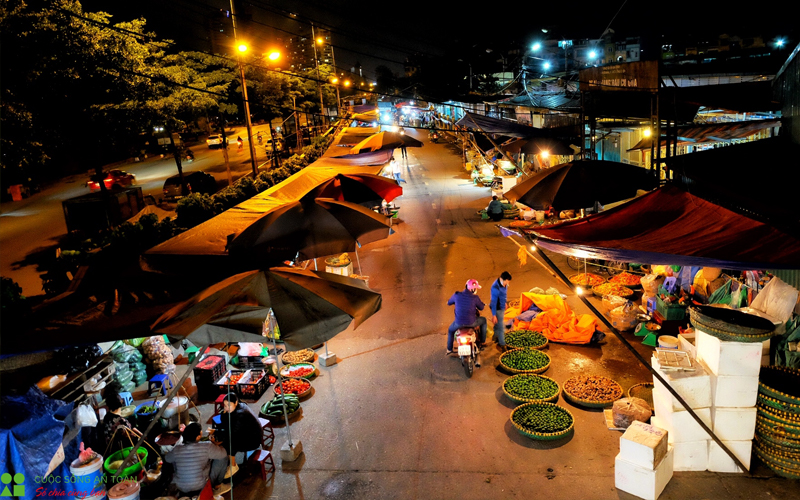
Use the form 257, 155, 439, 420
80, 0, 798, 80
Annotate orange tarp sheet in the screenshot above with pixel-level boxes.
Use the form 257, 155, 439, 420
510, 292, 597, 344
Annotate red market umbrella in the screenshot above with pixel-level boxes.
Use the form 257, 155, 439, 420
301, 173, 402, 206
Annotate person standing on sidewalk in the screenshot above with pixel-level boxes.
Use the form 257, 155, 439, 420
490, 271, 512, 351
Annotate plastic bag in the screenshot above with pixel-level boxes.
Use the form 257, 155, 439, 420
751, 277, 800, 323
609, 303, 638, 331
775, 317, 800, 369
708, 280, 732, 305
602, 295, 629, 313
76, 405, 98, 427
123, 338, 147, 348
133, 370, 148, 385
129, 361, 147, 372
114, 369, 133, 385
641, 274, 664, 295
613, 398, 651, 428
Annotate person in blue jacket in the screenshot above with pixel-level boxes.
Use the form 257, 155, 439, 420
446, 279, 487, 355
489, 271, 512, 352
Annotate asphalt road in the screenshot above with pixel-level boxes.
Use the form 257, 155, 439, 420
0, 124, 280, 296
215, 128, 798, 500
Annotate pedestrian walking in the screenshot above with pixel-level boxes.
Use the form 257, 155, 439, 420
400, 144, 408, 160
490, 271, 512, 351
391, 157, 406, 184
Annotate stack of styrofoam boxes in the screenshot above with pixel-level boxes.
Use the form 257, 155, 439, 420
695, 329, 760, 473
616, 421, 674, 500
651, 355, 713, 471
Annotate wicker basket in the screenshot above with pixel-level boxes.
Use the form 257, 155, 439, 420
510, 402, 574, 441
591, 284, 634, 298
756, 422, 800, 449
563, 376, 623, 408
281, 349, 315, 365
273, 377, 312, 399
499, 349, 551, 374
502, 374, 560, 404
505, 331, 549, 350
627, 383, 655, 413
689, 306, 775, 342
757, 410, 800, 436
758, 393, 800, 415
568, 273, 605, 289
755, 438, 800, 467
279, 363, 317, 380
759, 366, 800, 406
754, 442, 800, 478
757, 403, 800, 427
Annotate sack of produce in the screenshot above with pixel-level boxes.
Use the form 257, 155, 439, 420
612, 397, 652, 429
640, 274, 664, 295
602, 295, 629, 313
122, 338, 147, 348
114, 369, 134, 385
133, 369, 148, 386
609, 303, 638, 331
129, 361, 147, 373
142, 336, 175, 374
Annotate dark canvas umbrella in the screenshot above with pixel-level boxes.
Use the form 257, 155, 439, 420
226, 197, 393, 264
150, 267, 382, 350
500, 137, 574, 156
301, 173, 403, 206
506, 160, 657, 210
349, 131, 423, 154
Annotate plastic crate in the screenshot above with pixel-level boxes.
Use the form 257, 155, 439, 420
214, 370, 247, 395
194, 355, 226, 383
236, 355, 265, 369
237, 369, 268, 400
656, 295, 687, 321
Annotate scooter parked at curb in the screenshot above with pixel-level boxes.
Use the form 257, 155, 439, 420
455, 325, 481, 378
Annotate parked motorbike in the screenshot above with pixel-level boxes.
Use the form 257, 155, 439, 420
455, 325, 481, 378
184, 149, 195, 162
430, 132, 440, 143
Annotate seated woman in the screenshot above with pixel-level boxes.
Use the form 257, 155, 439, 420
208, 394, 262, 464
102, 386, 142, 452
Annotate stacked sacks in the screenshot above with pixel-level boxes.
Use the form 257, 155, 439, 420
142, 336, 175, 375
112, 344, 143, 393
754, 366, 800, 478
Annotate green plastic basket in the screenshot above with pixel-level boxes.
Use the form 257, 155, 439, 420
103, 447, 148, 478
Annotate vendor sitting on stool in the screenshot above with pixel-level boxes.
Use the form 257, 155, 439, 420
208, 394, 262, 465
486, 196, 505, 221
102, 386, 142, 452
165, 423, 230, 496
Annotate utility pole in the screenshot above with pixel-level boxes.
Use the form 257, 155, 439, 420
230, 0, 259, 178
219, 120, 232, 186
292, 95, 302, 153
311, 25, 325, 116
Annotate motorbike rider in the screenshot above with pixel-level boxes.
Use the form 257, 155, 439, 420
446, 279, 488, 356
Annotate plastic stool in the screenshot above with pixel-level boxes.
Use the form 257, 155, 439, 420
258, 418, 275, 449
249, 450, 275, 482
214, 394, 226, 416
147, 374, 173, 397
118, 392, 134, 406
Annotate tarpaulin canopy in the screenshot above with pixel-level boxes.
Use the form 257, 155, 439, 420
352, 110, 380, 123
456, 112, 544, 138
530, 184, 800, 270
338, 126, 382, 145
627, 119, 781, 151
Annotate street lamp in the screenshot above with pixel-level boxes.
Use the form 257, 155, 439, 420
330, 77, 342, 116
532, 42, 542, 52
233, 42, 258, 177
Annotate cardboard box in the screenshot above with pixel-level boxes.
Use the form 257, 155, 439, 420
708, 440, 752, 473
619, 421, 669, 469
695, 329, 762, 377
615, 446, 674, 500
710, 406, 757, 442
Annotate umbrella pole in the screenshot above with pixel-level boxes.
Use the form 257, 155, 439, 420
314, 258, 318, 271
269, 309, 294, 448
355, 248, 362, 275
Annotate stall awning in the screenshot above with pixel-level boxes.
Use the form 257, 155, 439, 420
352, 110, 380, 123
627, 120, 780, 150
338, 126, 382, 145
530, 184, 800, 270
456, 112, 545, 138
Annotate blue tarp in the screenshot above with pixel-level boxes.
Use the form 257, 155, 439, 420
0, 387, 76, 500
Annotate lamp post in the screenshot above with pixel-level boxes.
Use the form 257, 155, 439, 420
311, 26, 325, 117
318, 36, 342, 117
331, 78, 342, 117
229, 0, 258, 177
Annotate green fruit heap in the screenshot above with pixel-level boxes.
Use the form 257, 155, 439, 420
261, 394, 300, 417
505, 330, 547, 349
502, 348, 549, 371
505, 375, 558, 401
513, 404, 573, 434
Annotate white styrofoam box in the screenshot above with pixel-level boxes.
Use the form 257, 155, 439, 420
708, 440, 752, 473
695, 329, 762, 377
651, 356, 711, 411
652, 398, 713, 442
619, 421, 669, 469
615, 446, 674, 500
707, 368, 759, 408
710, 406, 757, 442
670, 439, 709, 471
678, 332, 697, 359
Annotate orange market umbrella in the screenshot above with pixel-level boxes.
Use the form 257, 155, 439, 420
349, 131, 423, 154
302, 173, 402, 206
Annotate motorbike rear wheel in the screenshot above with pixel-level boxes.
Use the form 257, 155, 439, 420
461, 355, 474, 378
567, 257, 583, 271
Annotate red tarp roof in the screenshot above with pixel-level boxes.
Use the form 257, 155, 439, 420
531, 184, 800, 270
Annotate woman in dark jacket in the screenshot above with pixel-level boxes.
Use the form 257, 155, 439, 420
209, 394, 262, 458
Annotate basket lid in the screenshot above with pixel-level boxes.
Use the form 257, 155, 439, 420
690, 305, 775, 335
